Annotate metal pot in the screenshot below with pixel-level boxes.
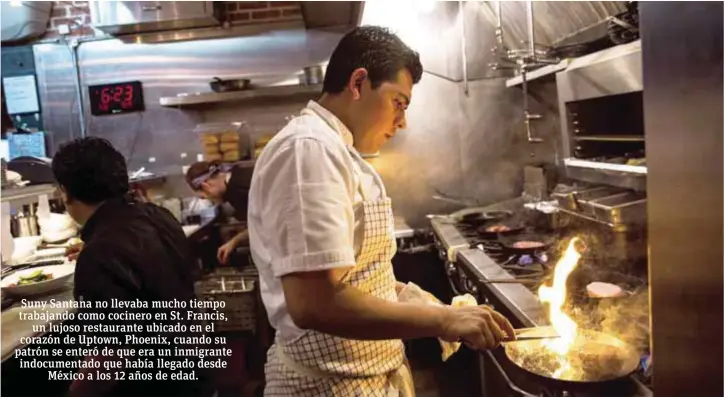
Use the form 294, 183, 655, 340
210, 77, 251, 93
302, 65, 324, 86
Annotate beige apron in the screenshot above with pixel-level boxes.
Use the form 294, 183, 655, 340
263, 108, 415, 397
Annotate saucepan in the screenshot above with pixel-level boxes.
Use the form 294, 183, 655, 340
502, 326, 640, 390
210, 77, 251, 93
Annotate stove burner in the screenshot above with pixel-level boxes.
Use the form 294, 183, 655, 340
456, 219, 554, 291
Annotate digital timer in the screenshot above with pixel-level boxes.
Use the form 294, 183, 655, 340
89, 81, 144, 116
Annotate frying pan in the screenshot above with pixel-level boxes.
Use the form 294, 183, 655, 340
503, 327, 640, 390
458, 210, 513, 227
498, 233, 553, 255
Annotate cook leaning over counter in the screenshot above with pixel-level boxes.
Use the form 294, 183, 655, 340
248, 26, 516, 396
51, 137, 202, 397
184, 160, 253, 264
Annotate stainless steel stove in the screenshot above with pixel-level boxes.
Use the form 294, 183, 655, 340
430, 200, 653, 397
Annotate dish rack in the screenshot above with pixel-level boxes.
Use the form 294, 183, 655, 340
195, 268, 257, 333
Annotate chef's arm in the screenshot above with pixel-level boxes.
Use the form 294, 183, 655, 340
282, 268, 450, 340
229, 229, 249, 246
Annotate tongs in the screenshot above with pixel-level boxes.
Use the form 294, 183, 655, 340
505, 328, 561, 343
3, 259, 65, 276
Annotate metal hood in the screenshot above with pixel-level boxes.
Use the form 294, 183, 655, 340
1, 1, 52, 43
486, 1, 629, 48
359, 1, 630, 82
87, 1, 362, 45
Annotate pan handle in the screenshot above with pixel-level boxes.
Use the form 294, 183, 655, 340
482, 350, 539, 397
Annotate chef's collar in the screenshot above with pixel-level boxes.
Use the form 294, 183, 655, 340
305, 101, 354, 148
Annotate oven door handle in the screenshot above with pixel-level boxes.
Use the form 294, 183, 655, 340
483, 350, 539, 397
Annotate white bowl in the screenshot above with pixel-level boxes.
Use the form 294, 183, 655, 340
1, 264, 75, 297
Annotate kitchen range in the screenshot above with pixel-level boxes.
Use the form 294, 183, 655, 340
431, 196, 652, 397
1, 1, 722, 397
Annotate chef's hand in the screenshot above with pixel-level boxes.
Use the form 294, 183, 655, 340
217, 240, 238, 265
65, 242, 84, 261
440, 305, 516, 350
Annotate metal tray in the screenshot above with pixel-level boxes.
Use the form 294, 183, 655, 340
575, 188, 627, 215
590, 193, 647, 226
552, 186, 621, 212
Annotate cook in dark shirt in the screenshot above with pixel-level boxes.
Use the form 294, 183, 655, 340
52, 137, 202, 397
185, 160, 253, 264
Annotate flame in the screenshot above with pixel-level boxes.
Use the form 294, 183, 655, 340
537, 237, 583, 357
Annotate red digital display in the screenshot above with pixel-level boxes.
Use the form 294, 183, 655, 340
89, 81, 144, 116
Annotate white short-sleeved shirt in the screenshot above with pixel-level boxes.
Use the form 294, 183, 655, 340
247, 101, 383, 342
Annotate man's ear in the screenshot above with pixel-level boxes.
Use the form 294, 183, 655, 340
347, 68, 368, 100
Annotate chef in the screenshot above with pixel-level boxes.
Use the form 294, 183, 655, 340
185, 160, 254, 264
51, 137, 201, 397
248, 26, 516, 397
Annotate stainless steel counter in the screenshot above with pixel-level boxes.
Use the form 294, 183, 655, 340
394, 217, 415, 240
1, 284, 76, 362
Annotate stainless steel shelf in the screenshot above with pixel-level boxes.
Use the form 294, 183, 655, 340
1, 184, 57, 203
160, 84, 322, 107
565, 158, 647, 174
575, 135, 645, 142
564, 158, 647, 191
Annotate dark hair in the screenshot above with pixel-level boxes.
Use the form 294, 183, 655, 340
52, 137, 129, 204
323, 26, 423, 94
185, 160, 223, 190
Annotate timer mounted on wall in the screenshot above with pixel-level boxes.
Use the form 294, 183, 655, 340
88, 81, 145, 116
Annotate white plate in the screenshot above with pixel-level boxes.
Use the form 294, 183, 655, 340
1, 264, 75, 297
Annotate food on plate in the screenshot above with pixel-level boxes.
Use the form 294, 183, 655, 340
512, 241, 546, 249
205, 154, 222, 161
8, 269, 54, 287
486, 225, 511, 233
586, 282, 625, 298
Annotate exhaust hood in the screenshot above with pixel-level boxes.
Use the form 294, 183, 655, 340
1, 1, 52, 43
89, 1, 222, 35
88, 1, 362, 42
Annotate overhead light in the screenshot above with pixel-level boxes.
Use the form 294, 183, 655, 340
9, 1, 23, 7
